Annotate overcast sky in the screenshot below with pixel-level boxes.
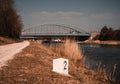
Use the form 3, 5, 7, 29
15, 0, 120, 32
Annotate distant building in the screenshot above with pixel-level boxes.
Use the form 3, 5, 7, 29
90, 32, 100, 40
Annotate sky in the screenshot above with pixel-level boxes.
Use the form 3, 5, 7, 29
15, 0, 120, 32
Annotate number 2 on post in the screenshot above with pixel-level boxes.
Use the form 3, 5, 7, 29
64, 61, 67, 70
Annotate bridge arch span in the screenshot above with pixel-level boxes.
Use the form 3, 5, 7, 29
22, 24, 88, 34
21, 24, 90, 41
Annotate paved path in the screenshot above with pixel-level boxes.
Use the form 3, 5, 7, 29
0, 41, 30, 67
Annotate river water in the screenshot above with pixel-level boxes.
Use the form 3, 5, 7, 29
80, 44, 120, 83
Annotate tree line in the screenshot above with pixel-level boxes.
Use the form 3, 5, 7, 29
94, 26, 120, 41
0, 0, 22, 38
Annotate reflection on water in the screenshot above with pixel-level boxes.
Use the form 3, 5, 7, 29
80, 44, 120, 83
89, 44, 100, 48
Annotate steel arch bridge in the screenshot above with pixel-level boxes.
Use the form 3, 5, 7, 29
20, 24, 90, 41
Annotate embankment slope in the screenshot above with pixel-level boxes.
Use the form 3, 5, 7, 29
0, 41, 113, 84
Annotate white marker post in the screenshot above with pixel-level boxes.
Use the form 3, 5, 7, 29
53, 58, 68, 75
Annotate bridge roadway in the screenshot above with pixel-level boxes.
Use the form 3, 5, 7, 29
20, 33, 90, 41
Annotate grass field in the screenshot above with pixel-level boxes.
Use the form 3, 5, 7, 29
0, 39, 114, 84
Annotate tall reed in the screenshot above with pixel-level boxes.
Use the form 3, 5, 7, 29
50, 39, 83, 60
64, 39, 83, 59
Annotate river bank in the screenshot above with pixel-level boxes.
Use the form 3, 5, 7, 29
0, 41, 113, 84
79, 40, 120, 45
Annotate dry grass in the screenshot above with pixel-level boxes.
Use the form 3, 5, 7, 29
49, 39, 113, 84
64, 39, 83, 59
50, 39, 83, 59
0, 36, 20, 45
81, 40, 120, 45
0, 42, 79, 84
0, 40, 114, 84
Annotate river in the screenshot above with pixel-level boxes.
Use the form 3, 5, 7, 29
80, 44, 120, 83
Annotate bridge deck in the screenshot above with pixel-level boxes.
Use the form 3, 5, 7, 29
21, 33, 90, 37
20, 33, 90, 41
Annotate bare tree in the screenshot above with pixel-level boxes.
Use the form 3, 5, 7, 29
94, 26, 120, 41
0, 0, 22, 38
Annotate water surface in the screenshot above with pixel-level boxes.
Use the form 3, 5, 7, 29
80, 44, 120, 83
